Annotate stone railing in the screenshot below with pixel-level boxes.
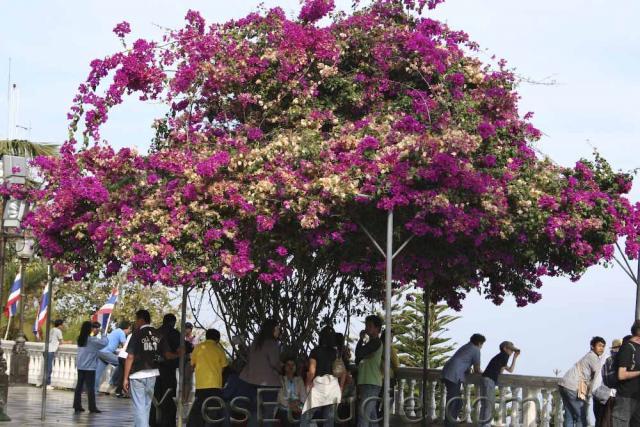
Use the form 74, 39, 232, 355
392, 367, 577, 426
0, 340, 114, 391
0, 342, 588, 426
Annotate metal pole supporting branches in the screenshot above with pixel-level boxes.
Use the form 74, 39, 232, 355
636, 259, 640, 321
613, 243, 640, 320
177, 283, 190, 427
359, 210, 414, 427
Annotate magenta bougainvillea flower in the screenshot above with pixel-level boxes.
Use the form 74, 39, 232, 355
25, 0, 639, 309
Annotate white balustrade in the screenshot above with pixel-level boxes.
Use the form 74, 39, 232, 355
0, 340, 114, 391
0, 342, 586, 426
393, 367, 567, 426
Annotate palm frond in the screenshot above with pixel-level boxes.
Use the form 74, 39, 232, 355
0, 139, 59, 158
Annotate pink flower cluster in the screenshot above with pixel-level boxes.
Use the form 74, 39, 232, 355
26, 0, 638, 310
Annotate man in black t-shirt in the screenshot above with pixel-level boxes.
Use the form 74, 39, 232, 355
123, 310, 180, 427
613, 321, 640, 426
150, 314, 181, 427
478, 341, 520, 427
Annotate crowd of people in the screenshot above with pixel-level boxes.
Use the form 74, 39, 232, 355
440, 320, 640, 427
557, 319, 640, 427
59, 310, 394, 427
50, 310, 640, 427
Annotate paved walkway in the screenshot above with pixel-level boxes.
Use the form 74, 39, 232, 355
4, 385, 135, 426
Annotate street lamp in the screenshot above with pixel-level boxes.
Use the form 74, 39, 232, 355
0, 154, 29, 422
10, 237, 34, 384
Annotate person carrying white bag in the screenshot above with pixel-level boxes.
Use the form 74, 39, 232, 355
301, 326, 346, 427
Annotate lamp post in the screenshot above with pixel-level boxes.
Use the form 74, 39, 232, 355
0, 154, 28, 421
10, 237, 34, 384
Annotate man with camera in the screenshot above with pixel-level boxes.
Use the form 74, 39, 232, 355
478, 341, 520, 427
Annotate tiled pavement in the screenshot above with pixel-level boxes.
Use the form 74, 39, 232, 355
0, 386, 466, 426
3, 385, 135, 426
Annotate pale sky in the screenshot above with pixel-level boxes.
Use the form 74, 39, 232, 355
1, 0, 639, 377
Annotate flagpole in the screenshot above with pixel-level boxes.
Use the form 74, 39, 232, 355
3, 317, 11, 341
104, 284, 119, 333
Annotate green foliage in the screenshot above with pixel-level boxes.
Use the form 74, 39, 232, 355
391, 289, 459, 368
52, 273, 175, 339
0, 139, 59, 158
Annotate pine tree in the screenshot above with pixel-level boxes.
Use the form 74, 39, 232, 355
391, 290, 459, 368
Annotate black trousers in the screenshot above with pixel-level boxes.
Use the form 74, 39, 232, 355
187, 388, 223, 427
73, 370, 98, 411
115, 357, 126, 394
150, 366, 177, 427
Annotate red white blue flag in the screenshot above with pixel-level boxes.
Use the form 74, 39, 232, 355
4, 273, 21, 318
93, 287, 118, 331
33, 282, 49, 339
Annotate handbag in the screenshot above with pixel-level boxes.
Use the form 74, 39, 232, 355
332, 350, 346, 378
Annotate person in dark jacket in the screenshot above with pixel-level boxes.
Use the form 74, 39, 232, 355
593, 338, 621, 427
150, 313, 181, 427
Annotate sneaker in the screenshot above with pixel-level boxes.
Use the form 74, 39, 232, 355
46, 385, 54, 390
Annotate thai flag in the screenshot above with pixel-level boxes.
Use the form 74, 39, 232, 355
4, 273, 21, 318
33, 282, 49, 339
93, 288, 118, 331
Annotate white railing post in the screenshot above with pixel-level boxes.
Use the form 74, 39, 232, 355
540, 388, 551, 427
439, 379, 447, 423
463, 383, 472, 423
408, 379, 417, 417
397, 378, 406, 417
428, 380, 437, 421
522, 386, 542, 427
497, 386, 509, 426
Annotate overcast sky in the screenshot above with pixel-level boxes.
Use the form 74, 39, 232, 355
2, 0, 639, 376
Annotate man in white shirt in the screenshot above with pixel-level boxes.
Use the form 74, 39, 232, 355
46, 319, 68, 389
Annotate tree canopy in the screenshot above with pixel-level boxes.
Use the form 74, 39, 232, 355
25, 0, 639, 310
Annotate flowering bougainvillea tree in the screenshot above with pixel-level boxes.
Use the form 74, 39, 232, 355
26, 0, 638, 313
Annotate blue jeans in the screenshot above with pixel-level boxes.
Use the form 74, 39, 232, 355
559, 386, 588, 427
357, 384, 381, 427
130, 376, 157, 427
479, 377, 496, 427
95, 351, 119, 394
45, 352, 55, 385
300, 404, 335, 427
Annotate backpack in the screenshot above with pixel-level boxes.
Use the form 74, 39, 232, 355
602, 356, 618, 389
603, 343, 636, 389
